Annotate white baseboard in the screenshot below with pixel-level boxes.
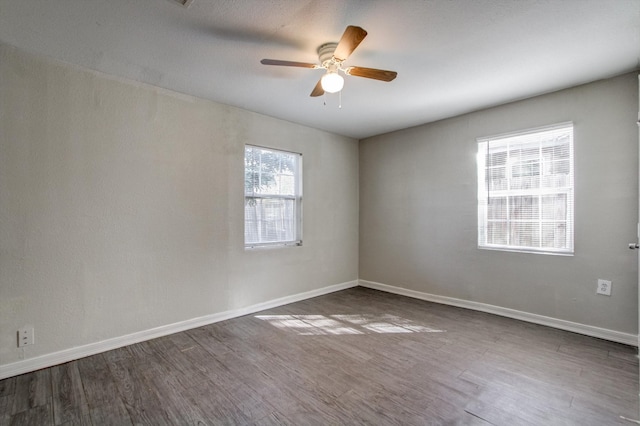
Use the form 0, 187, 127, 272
359, 279, 638, 347
4, 278, 634, 380
0, 280, 358, 380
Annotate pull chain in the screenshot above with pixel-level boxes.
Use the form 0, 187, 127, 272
339, 90, 342, 109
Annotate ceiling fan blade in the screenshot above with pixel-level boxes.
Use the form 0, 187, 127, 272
260, 59, 318, 68
332, 26, 367, 61
310, 78, 325, 97
346, 66, 397, 82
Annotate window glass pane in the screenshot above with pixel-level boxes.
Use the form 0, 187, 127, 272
510, 160, 540, 190
509, 196, 539, 220
541, 222, 567, 248
541, 194, 566, 220
487, 222, 508, 245
552, 159, 570, 175
510, 222, 540, 247
487, 151, 507, 167
488, 167, 507, 191
488, 197, 507, 220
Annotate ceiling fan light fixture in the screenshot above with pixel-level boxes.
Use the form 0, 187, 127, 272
321, 72, 344, 93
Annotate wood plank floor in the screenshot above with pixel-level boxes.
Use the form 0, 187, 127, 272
1, 287, 638, 425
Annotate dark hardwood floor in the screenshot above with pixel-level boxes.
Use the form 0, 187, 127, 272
1, 287, 638, 425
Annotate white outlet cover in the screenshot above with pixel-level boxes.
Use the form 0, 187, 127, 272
17, 327, 34, 347
597, 279, 612, 296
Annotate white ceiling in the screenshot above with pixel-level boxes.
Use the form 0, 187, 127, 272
1, 0, 638, 139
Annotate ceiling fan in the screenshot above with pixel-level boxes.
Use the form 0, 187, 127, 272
260, 25, 397, 97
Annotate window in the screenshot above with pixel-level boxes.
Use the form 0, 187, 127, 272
244, 145, 302, 248
477, 123, 574, 254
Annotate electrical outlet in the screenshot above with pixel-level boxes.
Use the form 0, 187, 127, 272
596, 279, 612, 296
17, 327, 34, 347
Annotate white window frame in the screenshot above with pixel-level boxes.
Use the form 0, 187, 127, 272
477, 122, 574, 255
244, 145, 302, 248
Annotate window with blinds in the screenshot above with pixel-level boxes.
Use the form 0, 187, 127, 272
477, 123, 574, 254
244, 145, 302, 248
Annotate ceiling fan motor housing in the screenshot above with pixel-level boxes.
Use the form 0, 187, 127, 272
317, 42, 340, 66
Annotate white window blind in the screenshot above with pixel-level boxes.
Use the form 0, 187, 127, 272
477, 123, 574, 254
245, 145, 302, 248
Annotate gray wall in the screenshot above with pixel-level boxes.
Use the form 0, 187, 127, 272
360, 72, 639, 334
0, 43, 359, 367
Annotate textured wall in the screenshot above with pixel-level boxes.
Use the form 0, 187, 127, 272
0, 43, 359, 367
360, 72, 639, 334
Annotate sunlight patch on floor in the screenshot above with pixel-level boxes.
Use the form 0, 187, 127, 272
255, 313, 445, 335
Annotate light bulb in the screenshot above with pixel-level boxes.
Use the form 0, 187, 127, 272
321, 72, 344, 93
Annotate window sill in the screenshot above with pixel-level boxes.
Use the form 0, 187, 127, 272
245, 242, 302, 250
478, 246, 574, 256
